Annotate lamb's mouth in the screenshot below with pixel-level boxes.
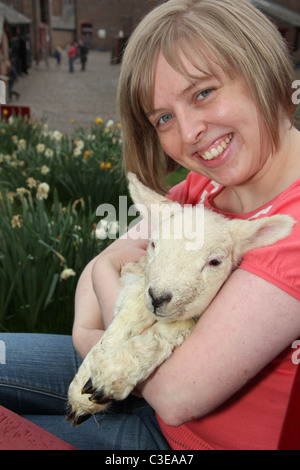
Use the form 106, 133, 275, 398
200, 133, 233, 161
152, 310, 181, 320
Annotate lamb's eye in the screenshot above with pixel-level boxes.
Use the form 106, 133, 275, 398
209, 259, 222, 266
150, 241, 155, 249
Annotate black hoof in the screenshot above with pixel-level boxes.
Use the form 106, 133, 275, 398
65, 404, 92, 426
72, 412, 92, 427
65, 404, 75, 422
81, 378, 95, 395
89, 389, 111, 405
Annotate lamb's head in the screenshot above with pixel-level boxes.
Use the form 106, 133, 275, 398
128, 173, 296, 322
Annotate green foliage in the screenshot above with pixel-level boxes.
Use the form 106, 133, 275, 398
0, 115, 126, 333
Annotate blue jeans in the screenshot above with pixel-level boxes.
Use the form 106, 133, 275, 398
0, 333, 171, 450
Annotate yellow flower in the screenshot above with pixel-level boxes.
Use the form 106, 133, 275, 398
11, 214, 23, 228
3, 109, 9, 116
70, 119, 75, 124
36, 182, 50, 200
100, 161, 112, 170
83, 150, 93, 160
94, 117, 103, 125
60, 268, 76, 281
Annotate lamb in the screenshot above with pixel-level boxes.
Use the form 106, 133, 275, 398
66, 172, 295, 426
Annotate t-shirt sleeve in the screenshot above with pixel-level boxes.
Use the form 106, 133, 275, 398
166, 172, 216, 204
239, 196, 300, 300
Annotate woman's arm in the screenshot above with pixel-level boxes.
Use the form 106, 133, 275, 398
137, 269, 300, 426
72, 221, 149, 359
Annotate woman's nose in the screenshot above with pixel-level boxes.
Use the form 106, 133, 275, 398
178, 108, 206, 144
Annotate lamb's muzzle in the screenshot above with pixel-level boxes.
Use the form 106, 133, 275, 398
148, 287, 173, 314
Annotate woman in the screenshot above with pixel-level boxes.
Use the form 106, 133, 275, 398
1, 0, 300, 450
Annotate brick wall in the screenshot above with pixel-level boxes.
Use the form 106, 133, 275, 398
76, 0, 160, 51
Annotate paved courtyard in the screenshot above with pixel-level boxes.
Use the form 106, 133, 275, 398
9, 50, 121, 135
6, 53, 300, 136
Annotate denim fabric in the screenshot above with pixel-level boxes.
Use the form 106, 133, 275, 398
0, 333, 170, 450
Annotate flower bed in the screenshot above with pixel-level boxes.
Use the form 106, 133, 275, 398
0, 116, 127, 333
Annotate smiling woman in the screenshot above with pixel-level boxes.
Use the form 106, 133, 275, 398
119, 0, 296, 195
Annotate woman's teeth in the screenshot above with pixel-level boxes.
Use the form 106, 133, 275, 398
200, 134, 233, 161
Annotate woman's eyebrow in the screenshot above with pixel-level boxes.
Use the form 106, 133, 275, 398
146, 75, 214, 118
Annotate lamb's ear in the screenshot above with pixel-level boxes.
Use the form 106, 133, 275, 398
127, 172, 180, 223
230, 214, 296, 259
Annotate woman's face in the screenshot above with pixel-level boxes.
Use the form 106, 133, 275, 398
147, 51, 272, 189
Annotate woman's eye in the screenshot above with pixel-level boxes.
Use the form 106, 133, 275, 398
197, 88, 213, 101
157, 113, 173, 126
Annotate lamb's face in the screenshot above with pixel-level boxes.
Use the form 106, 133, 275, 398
144, 207, 236, 321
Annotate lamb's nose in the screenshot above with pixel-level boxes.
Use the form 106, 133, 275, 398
148, 287, 172, 310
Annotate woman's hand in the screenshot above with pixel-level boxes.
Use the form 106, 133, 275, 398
91, 237, 148, 329
72, 220, 149, 358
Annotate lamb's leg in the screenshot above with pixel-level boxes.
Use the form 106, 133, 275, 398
66, 276, 155, 426
84, 318, 197, 404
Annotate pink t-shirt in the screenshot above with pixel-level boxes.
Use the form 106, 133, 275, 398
156, 171, 300, 450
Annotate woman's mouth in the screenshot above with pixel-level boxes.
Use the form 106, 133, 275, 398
198, 133, 233, 161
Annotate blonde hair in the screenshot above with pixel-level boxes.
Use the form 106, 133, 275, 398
117, 0, 296, 192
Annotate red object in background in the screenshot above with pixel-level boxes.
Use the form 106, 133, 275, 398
0, 406, 76, 450
0, 105, 31, 121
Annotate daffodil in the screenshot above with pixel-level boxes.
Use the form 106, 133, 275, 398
73, 147, 81, 157
36, 182, 50, 200
52, 130, 63, 141
27, 177, 37, 188
45, 148, 54, 158
36, 143, 45, 153
16, 187, 29, 197
11, 214, 23, 228
41, 165, 50, 175
106, 119, 114, 128
60, 268, 76, 281
18, 139, 27, 150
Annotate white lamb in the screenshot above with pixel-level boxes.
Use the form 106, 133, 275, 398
66, 172, 295, 426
